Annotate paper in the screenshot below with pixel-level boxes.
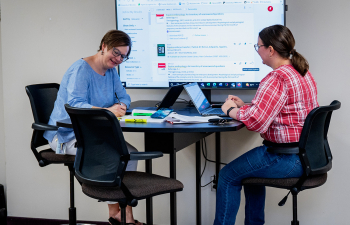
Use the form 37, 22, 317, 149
165, 113, 221, 124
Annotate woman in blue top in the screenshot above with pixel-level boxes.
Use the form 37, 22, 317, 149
44, 30, 144, 225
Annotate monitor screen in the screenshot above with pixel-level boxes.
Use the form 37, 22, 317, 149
116, 0, 286, 89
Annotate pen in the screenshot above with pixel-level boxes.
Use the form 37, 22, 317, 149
125, 119, 147, 123
115, 92, 122, 105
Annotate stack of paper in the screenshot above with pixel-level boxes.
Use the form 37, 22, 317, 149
165, 113, 221, 124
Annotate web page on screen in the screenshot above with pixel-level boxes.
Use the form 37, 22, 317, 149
116, 0, 285, 88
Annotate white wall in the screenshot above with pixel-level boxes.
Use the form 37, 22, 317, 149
1, 0, 349, 224
0, 17, 6, 187
0, 0, 6, 189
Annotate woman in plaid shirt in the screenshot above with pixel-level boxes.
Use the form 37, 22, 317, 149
214, 25, 319, 225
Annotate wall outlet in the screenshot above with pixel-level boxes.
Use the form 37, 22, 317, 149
211, 175, 216, 192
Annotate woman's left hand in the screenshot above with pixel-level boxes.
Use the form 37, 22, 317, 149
226, 95, 245, 108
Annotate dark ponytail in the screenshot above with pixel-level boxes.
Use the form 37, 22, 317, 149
259, 25, 309, 76
290, 49, 309, 76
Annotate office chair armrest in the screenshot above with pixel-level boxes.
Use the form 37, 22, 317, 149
32, 122, 59, 131
129, 151, 163, 161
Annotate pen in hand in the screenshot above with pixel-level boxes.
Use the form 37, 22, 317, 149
115, 92, 122, 106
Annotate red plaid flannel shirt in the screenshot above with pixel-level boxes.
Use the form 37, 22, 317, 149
237, 65, 319, 143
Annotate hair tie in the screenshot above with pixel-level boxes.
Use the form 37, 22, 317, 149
290, 49, 296, 59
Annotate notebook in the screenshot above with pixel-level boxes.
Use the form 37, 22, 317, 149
184, 82, 226, 116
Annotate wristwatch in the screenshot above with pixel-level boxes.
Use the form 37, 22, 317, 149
226, 107, 235, 116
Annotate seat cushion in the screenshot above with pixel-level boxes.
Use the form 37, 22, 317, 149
39, 149, 75, 164
242, 173, 327, 190
82, 171, 184, 202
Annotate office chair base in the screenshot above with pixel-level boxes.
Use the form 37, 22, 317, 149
0, 184, 7, 224
60, 205, 96, 225
291, 193, 299, 225
0, 208, 7, 225
69, 207, 77, 225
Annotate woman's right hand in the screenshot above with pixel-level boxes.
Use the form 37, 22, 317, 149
226, 95, 245, 108
106, 104, 127, 117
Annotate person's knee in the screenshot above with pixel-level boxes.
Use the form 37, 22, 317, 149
217, 166, 231, 187
218, 164, 231, 181
48, 136, 58, 151
218, 164, 242, 186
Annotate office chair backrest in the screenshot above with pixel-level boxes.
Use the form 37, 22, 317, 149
65, 104, 130, 187
25, 83, 60, 148
299, 100, 341, 176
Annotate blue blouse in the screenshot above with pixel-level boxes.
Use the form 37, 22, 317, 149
43, 59, 131, 143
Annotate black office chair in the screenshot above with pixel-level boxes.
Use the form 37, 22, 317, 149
65, 104, 184, 225
242, 100, 341, 225
25, 83, 81, 225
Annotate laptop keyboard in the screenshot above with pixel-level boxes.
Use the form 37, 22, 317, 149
204, 108, 224, 115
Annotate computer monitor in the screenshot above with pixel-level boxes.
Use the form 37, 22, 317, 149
115, 0, 286, 89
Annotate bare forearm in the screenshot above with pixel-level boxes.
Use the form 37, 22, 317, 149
227, 107, 239, 120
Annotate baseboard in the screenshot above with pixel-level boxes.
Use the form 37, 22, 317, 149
7, 217, 109, 225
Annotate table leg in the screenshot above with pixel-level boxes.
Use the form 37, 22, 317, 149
215, 132, 221, 190
146, 159, 153, 225
170, 151, 177, 225
196, 141, 201, 225
143, 132, 212, 225
68, 165, 76, 225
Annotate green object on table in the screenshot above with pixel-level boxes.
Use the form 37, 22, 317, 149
133, 113, 153, 116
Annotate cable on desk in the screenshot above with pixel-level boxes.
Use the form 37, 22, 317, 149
154, 101, 162, 108
187, 100, 194, 106
177, 98, 191, 104
154, 98, 192, 108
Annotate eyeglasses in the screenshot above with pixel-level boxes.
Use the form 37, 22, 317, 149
254, 44, 266, 52
112, 48, 129, 62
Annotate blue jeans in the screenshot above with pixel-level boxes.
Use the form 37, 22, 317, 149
213, 145, 303, 225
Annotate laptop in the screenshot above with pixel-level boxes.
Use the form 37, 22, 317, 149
184, 82, 226, 116
127, 84, 184, 113
156, 84, 184, 109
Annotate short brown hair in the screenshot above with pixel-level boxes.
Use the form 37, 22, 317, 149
259, 25, 309, 76
98, 30, 132, 56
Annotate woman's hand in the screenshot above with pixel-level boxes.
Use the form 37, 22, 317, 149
221, 100, 238, 116
106, 104, 127, 117
225, 95, 245, 108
